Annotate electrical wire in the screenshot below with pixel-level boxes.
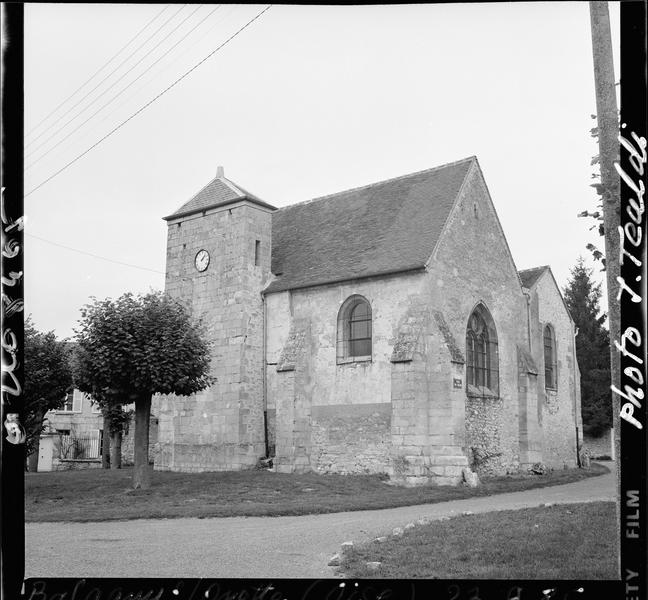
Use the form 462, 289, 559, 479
25, 4, 188, 152
25, 5, 171, 140
27, 5, 222, 171
24, 6, 236, 174
33, 4, 236, 169
25, 5, 272, 198
26, 233, 165, 275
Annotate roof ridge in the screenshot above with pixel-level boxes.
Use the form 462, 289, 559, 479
184, 174, 232, 205
220, 176, 247, 198
277, 156, 477, 212
518, 265, 550, 273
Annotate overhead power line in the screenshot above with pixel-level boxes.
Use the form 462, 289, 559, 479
24, 5, 235, 174
26, 233, 165, 274
71, 5, 236, 150
25, 5, 272, 198
27, 5, 222, 171
25, 4, 188, 152
25, 4, 171, 139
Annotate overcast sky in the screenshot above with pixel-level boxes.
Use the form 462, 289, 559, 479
23, 2, 620, 339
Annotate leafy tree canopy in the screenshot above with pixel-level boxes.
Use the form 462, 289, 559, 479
564, 258, 612, 437
24, 317, 73, 453
73, 291, 213, 403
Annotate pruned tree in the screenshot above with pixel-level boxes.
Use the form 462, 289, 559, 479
73, 291, 212, 488
564, 258, 612, 437
24, 317, 73, 472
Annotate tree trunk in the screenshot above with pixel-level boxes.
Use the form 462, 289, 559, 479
110, 431, 122, 469
589, 0, 620, 574
101, 411, 111, 468
133, 396, 152, 489
27, 409, 44, 472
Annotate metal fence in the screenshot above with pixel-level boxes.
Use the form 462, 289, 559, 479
59, 435, 101, 459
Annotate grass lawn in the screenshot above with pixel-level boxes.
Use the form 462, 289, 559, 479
25, 462, 609, 522
339, 501, 617, 579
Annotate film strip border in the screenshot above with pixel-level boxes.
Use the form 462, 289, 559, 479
4, 3, 647, 600
1, 3, 26, 598
618, 3, 647, 600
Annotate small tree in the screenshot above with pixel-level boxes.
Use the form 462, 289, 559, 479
84, 389, 131, 469
107, 404, 132, 469
74, 291, 212, 488
564, 258, 612, 437
24, 317, 73, 471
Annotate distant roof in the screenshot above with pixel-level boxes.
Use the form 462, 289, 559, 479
164, 167, 276, 221
266, 157, 476, 294
518, 266, 549, 289
519, 265, 574, 323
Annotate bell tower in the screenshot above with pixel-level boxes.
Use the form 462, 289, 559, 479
156, 167, 276, 471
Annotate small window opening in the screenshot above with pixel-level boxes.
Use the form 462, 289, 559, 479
255, 240, 261, 266
544, 324, 557, 389
337, 295, 372, 363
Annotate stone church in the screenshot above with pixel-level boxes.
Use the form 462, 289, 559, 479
156, 156, 583, 485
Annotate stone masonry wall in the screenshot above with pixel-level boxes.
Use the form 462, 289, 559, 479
268, 272, 426, 407
533, 271, 580, 469
267, 272, 428, 476
311, 403, 391, 474
274, 319, 314, 473
465, 396, 504, 475
516, 344, 543, 468
425, 162, 530, 475
157, 201, 272, 472
390, 301, 468, 485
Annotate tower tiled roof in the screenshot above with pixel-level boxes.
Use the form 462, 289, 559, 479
265, 156, 476, 293
164, 167, 276, 220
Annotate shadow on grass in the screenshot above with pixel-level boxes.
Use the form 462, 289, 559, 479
26, 461, 610, 523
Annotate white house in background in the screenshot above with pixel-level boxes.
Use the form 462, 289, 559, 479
39, 389, 159, 471
40, 389, 104, 470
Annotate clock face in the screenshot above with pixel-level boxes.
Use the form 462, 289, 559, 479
195, 249, 210, 272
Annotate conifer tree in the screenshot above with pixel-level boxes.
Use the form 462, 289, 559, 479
564, 258, 612, 437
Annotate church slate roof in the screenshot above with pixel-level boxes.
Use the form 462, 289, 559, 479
265, 156, 475, 294
518, 265, 549, 289
163, 170, 276, 221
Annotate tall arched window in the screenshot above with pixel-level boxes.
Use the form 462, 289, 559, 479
544, 324, 557, 389
465, 304, 499, 396
337, 295, 372, 363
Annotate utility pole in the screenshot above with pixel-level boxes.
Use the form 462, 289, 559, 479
589, 0, 620, 574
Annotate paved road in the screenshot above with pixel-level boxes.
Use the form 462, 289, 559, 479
26, 468, 615, 579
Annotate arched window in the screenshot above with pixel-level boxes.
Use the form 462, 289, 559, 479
337, 295, 372, 363
544, 324, 557, 389
465, 304, 499, 396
